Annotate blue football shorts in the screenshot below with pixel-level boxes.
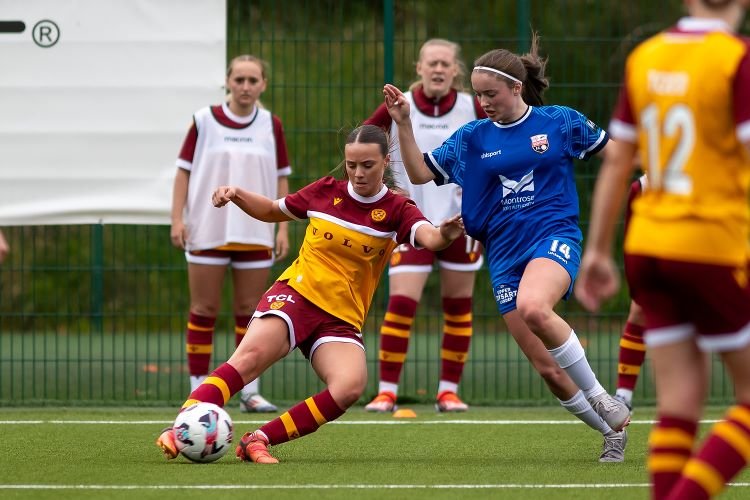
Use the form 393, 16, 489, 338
491, 237, 581, 315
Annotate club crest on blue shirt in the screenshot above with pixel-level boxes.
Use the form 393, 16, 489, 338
530, 134, 549, 154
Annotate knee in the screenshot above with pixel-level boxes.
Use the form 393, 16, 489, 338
234, 301, 259, 315
191, 305, 219, 318
329, 377, 367, 409
516, 299, 551, 332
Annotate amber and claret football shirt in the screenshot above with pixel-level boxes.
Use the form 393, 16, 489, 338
610, 17, 750, 266
278, 177, 431, 330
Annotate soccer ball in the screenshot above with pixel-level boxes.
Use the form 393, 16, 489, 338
172, 402, 233, 463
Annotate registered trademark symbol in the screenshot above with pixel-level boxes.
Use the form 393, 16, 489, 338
32, 19, 59, 48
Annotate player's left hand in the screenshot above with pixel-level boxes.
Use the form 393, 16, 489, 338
274, 229, 289, 260
439, 213, 465, 242
575, 252, 620, 312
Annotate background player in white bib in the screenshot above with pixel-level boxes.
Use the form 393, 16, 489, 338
170, 55, 292, 413
380, 34, 630, 462
363, 39, 486, 413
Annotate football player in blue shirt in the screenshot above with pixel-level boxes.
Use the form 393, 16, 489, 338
381, 34, 630, 462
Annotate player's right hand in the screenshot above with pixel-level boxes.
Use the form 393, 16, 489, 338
170, 222, 186, 249
383, 84, 411, 123
212, 186, 236, 208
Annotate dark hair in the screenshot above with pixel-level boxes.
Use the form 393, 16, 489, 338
334, 125, 396, 190
345, 124, 389, 156
473, 32, 549, 106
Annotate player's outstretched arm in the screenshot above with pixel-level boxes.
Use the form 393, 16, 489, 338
415, 214, 464, 252
383, 84, 436, 185
575, 140, 637, 311
211, 186, 291, 223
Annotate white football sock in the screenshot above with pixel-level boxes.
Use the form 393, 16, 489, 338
378, 381, 399, 396
548, 330, 606, 399
615, 388, 633, 407
189, 375, 206, 392
559, 390, 613, 435
437, 381, 458, 395
240, 377, 261, 398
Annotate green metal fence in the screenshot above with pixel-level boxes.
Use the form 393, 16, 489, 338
0, 0, 742, 405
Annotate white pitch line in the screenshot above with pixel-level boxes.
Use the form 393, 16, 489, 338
0, 483, 652, 490
2, 483, 750, 490
0, 419, 721, 425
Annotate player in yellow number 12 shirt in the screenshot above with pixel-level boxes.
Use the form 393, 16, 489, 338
576, 1, 750, 498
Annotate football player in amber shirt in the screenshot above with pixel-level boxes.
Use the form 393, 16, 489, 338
577, 1, 750, 498
157, 124, 464, 463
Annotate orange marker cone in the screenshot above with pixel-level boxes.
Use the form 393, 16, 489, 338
393, 408, 417, 418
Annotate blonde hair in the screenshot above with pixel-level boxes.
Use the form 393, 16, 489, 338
226, 54, 268, 78
225, 54, 269, 109
408, 38, 467, 92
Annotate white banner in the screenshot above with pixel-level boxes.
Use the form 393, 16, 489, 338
0, 0, 226, 225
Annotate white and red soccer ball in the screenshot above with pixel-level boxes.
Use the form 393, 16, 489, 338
172, 402, 233, 463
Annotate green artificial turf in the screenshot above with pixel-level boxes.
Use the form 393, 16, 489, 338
1, 406, 748, 500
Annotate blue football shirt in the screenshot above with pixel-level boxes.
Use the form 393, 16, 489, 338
424, 105, 608, 284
